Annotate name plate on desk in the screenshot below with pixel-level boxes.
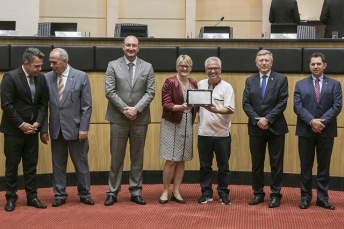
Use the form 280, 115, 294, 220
187, 89, 212, 106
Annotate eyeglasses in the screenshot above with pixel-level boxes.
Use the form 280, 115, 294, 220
206, 67, 220, 71
178, 65, 191, 69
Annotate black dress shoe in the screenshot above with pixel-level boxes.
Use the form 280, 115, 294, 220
4, 200, 16, 211
268, 198, 280, 208
316, 200, 335, 210
80, 197, 94, 205
249, 196, 264, 205
299, 200, 310, 209
159, 199, 168, 204
52, 199, 66, 207
104, 195, 117, 206
130, 196, 146, 205
27, 198, 47, 209
171, 192, 186, 204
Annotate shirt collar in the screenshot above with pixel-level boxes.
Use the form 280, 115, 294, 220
60, 65, 70, 77
22, 65, 30, 77
124, 56, 137, 66
312, 75, 324, 81
259, 71, 271, 78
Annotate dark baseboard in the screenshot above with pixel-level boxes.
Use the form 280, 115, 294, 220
0, 170, 343, 191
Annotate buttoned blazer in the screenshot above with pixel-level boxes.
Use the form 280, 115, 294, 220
294, 75, 342, 137
41, 66, 92, 140
243, 71, 289, 136
0, 67, 48, 136
320, 0, 344, 38
105, 56, 155, 125
269, 0, 300, 24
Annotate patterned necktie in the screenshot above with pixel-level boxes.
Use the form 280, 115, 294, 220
28, 75, 35, 102
261, 75, 267, 97
315, 78, 320, 103
58, 75, 64, 100
128, 63, 134, 86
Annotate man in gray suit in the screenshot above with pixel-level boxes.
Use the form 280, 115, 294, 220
104, 35, 155, 206
40, 48, 94, 207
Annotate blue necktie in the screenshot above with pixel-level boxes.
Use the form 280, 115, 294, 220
261, 75, 267, 97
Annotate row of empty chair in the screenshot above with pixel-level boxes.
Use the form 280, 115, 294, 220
1, 44, 344, 74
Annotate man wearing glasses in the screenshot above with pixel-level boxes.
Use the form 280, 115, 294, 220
197, 57, 235, 205
243, 49, 288, 208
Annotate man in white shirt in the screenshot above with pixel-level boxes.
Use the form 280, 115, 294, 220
197, 56, 235, 205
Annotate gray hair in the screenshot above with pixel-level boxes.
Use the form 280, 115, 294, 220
204, 56, 222, 68
51, 48, 69, 61
22, 48, 45, 64
256, 49, 273, 60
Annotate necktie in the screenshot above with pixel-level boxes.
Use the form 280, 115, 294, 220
315, 78, 320, 103
58, 75, 64, 100
261, 75, 267, 97
128, 63, 134, 86
28, 75, 35, 102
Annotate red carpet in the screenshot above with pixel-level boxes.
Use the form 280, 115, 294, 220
0, 184, 343, 229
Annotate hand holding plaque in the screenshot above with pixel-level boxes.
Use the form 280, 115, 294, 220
187, 89, 212, 106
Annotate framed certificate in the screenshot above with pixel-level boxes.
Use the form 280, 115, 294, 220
187, 89, 212, 106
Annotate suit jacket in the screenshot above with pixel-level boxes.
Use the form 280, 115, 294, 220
243, 71, 288, 136
105, 56, 155, 125
41, 66, 92, 140
320, 0, 344, 38
294, 76, 342, 137
269, 0, 300, 24
161, 76, 198, 124
0, 67, 48, 136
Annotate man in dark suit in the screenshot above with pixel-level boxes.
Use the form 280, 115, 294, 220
104, 35, 155, 206
243, 49, 288, 208
320, 0, 344, 38
294, 52, 342, 210
269, 0, 300, 24
40, 48, 93, 207
0, 48, 48, 211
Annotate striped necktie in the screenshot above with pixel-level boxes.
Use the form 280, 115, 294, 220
58, 75, 64, 100
315, 78, 320, 103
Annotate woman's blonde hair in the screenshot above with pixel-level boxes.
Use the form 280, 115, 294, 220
176, 54, 193, 67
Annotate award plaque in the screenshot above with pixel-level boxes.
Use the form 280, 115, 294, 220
187, 89, 212, 106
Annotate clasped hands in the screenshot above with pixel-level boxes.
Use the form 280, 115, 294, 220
123, 107, 138, 121
255, 117, 269, 130
20, 122, 39, 134
311, 119, 325, 133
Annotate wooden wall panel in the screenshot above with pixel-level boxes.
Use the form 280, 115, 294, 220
118, 0, 185, 19
196, 0, 262, 38
39, 0, 107, 37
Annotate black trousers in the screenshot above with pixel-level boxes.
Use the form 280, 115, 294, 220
298, 135, 334, 202
249, 132, 285, 199
4, 133, 38, 201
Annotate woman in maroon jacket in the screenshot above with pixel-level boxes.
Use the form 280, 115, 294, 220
159, 55, 198, 204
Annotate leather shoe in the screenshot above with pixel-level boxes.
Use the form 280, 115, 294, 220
27, 198, 47, 209
4, 200, 16, 211
104, 195, 117, 206
171, 192, 186, 204
130, 196, 146, 205
268, 198, 280, 208
52, 199, 66, 207
159, 199, 168, 204
299, 200, 310, 209
249, 196, 264, 205
80, 197, 94, 205
316, 200, 335, 210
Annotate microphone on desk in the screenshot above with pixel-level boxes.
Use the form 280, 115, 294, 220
214, 17, 224, 26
